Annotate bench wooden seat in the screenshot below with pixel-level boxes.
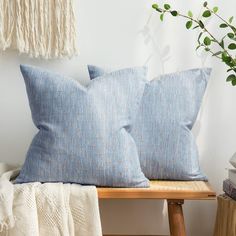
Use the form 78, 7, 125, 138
98, 181, 216, 236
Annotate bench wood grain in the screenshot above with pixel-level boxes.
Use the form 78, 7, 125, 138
98, 180, 216, 200
98, 181, 216, 236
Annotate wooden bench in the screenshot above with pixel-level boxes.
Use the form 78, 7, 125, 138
98, 181, 216, 236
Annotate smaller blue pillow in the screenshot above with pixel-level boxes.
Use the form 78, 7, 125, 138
88, 65, 211, 181
16, 65, 149, 187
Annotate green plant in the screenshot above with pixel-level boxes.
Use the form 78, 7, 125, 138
152, 2, 236, 86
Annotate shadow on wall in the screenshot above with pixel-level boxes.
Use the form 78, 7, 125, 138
0, 50, 89, 165
99, 199, 169, 235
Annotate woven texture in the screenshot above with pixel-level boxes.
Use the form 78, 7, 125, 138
16, 65, 149, 187
150, 181, 211, 191
0, 0, 78, 58
88, 66, 211, 180
0, 164, 102, 236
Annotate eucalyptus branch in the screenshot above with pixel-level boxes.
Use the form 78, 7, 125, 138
207, 7, 230, 26
152, 1, 236, 86
158, 8, 229, 54
206, 6, 236, 34
204, 46, 222, 59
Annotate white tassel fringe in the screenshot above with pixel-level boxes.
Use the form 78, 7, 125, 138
0, 0, 78, 59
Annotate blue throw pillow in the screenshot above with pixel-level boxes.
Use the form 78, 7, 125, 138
15, 65, 149, 187
88, 65, 211, 180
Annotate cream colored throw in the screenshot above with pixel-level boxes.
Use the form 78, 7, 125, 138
0, 163, 102, 236
0, 0, 78, 58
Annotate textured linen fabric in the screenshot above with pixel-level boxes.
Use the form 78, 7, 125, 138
88, 65, 211, 180
16, 65, 149, 187
0, 164, 102, 236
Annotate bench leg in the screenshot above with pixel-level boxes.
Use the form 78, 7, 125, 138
167, 199, 186, 236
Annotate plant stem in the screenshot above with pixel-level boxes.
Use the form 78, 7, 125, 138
206, 6, 236, 35
198, 43, 222, 59
206, 7, 229, 26
159, 8, 234, 60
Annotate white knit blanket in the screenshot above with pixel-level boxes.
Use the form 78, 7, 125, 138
0, 163, 102, 236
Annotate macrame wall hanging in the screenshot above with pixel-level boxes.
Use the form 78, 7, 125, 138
0, 0, 78, 59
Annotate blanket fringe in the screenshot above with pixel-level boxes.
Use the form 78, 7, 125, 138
0, 216, 15, 232
0, 0, 78, 59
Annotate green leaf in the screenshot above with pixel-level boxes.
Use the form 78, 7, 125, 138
212, 51, 222, 56
228, 33, 235, 39
188, 11, 193, 17
227, 68, 236, 72
227, 74, 236, 82
152, 4, 158, 10
213, 7, 219, 13
193, 25, 200, 30
164, 4, 171, 10
204, 36, 211, 46
220, 23, 228, 28
198, 32, 203, 44
222, 52, 227, 58
232, 79, 236, 86
229, 16, 234, 24
170, 10, 178, 16
227, 68, 235, 72
231, 26, 236, 32
160, 13, 164, 21
152, 3, 162, 12
219, 39, 225, 49
199, 20, 205, 29
196, 45, 201, 51
203, 10, 211, 17
205, 47, 210, 51
203, 1, 208, 7
186, 21, 193, 29
228, 43, 236, 50
227, 61, 234, 67
222, 52, 232, 66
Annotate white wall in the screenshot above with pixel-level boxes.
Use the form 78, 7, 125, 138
0, 0, 235, 235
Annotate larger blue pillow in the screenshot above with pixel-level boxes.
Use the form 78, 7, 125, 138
16, 65, 149, 187
88, 65, 211, 180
